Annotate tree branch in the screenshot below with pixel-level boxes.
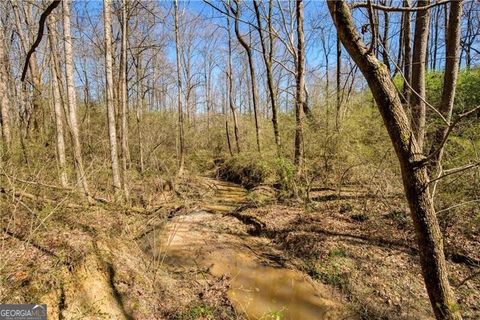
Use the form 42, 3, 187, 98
21, 0, 61, 82
429, 161, 480, 184
351, 0, 452, 12
420, 105, 480, 165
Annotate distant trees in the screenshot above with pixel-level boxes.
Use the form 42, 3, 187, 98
1, 0, 477, 240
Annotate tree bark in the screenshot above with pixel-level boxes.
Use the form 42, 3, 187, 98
135, 50, 144, 174
410, 0, 431, 151
428, 1, 463, 172
0, 30, 12, 152
402, 0, 412, 105
103, 0, 122, 197
224, 71, 233, 156
63, 0, 90, 198
226, 6, 241, 154
174, 0, 185, 174
120, 0, 129, 198
254, 0, 281, 155
336, 35, 342, 131
328, 2, 461, 319
233, 0, 261, 153
431, 6, 440, 70
294, 0, 305, 174
381, 0, 391, 72
47, 16, 68, 187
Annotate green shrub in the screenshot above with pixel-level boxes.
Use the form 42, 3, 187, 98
217, 154, 271, 189
217, 153, 295, 191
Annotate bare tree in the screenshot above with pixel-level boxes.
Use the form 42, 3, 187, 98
0, 29, 12, 152
410, 0, 431, 151
253, 0, 281, 154
328, 2, 461, 319
402, 0, 412, 104
294, 0, 305, 174
336, 35, 342, 130
428, 1, 463, 173
63, 0, 90, 198
380, 0, 391, 71
47, 15, 68, 187
134, 47, 145, 173
232, 0, 261, 153
226, 4, 241, 154
12, 1, 43, 136
120, 0, 130, 198
104, 0, 122, 198
174, 0, 185, 174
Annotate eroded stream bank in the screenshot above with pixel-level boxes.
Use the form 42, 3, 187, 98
144, 179, 350, 319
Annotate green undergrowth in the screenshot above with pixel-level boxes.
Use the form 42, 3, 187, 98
216, 153, 295, 193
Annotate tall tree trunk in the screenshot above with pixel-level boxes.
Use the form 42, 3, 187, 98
336, 35, 342, 130
0, 31, 12, 152
233, 0, 261, 153
174, 0, 185, 174
226, 7, 240, 154
328, 2, 461, 319
63, 0, 90, 198
410, 0, 431, 151
135, 51, 144, 173
47, 16, 68, 187
428, 1, 463, 172
294, 0, 305, 174
103, 0, 122, 198
394, 11, 404, 78
224, 71, 233, 156
402, 0, 412, 105
318, 25, 331, 128
432, 6, 440, 70
253, 0, 281, 155
120, 0, 129, 198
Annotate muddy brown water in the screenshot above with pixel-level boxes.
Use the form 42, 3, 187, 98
149, 179, 348, 319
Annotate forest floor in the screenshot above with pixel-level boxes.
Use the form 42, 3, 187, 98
0, 175, 479, 319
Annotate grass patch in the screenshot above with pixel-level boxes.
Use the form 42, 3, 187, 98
304, 260, 349, 290
259, 309, 285, 319
328, 247, 348, 258
176, 304, 214, 320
